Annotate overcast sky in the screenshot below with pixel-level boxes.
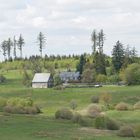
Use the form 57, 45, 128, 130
0, 0, 140, 59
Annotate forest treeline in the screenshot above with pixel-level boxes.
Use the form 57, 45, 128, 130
0, 29, 140, 86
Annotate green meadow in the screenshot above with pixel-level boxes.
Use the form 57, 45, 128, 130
0, 70, 140, 140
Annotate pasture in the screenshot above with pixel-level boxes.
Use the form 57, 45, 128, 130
0, 70, 140, 140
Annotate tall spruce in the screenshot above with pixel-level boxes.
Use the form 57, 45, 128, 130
112, 41, 125, 72
76, 54, 86, 74
13, 36, 17, 59
91, 30, 97, 54
18, 34, 25, 58
99, 29, 105, 54
1, 40, 7, 60
37, 32, 46, 57
94, 52, 106, 75
7, 38, 13, 60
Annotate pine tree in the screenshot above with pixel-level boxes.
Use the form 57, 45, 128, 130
7, 38, 13, 60
1, 40, 7, 60
18, 34, 25, 58
112, 41, 125, 72
76, 54, 86, 74
37, 32, 46, 57
13, 36, 17, 59
91, 30, 97, 54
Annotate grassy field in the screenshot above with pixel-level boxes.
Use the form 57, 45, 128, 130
0, 70, 140, 140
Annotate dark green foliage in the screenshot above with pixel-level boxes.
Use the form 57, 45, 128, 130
76, 54, 86, 74
118, 126, 134, 137
112, 41, 125, 72
18, 34, 25, 58
91, 95, 99, 103
95, 116, 107, 129
55, 108, 73, 120
79, 116, 93, 127
106, 118, 120, 130
54, 74, 62, 86
94, 52, 106, 75
0, 75, 6, 83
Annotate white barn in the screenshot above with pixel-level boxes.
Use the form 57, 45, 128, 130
32, 73, 53, 88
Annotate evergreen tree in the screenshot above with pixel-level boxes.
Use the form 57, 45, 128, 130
1, 40, 7, 60
37, 32, 46, 57
18, 34, 25, 58
98, 29, 105, 54
91, 30, 97, 54
94, 52, 106, 75
112, 41, 125, 72
7, 38, 13, 60
76, 54, 86, 74
13, 36, 17, 59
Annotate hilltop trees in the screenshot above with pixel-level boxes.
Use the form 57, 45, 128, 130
1, 40, 7, 60
7, 38, 13, 60
37, 32, 46, 57
18, 34, 25, 58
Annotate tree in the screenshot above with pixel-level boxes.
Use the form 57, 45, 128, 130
82, 68, 96, 83
112, 41, 125, 72
7, 38, 13, 60
76, 54, 86, 74
54, 74, 62, 86
37, 32, 46, 57
98, 29, 105, 54
121, 63, 140, 85
22, 69, 31, 87
18, 34, 25, 58
13, 36, 17, 59
91, 30, 97, 54
94, 52, 106, 75
1, 40, 7, 60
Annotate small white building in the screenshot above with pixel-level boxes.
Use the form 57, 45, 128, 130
32, 73, 53, 88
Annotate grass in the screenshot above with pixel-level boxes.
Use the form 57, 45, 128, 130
0, 70, 140, 139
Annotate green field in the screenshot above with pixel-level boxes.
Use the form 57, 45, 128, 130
0, 70, 140, 140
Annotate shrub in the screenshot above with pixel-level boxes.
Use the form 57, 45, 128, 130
95, 116, 107, 129
95, 116, 120, 130
53, 85, 64, 90
99, 92, 112, 105
91, 96, 99, 103
115, 102, 130, 111
4, 97, 40, 114
72, 113, 82, 123
133, 101, 140, 110
118, 126, 134, 137
70, 100, 78, 110
55, 108, 73, 120
79, 117, 93, 127
134, 125, 140, 138
0, 75, 6, 83
0, 97, 7, 109
106, 118, 120, 130
87, 104, 102, 118
96, 74, 107, 83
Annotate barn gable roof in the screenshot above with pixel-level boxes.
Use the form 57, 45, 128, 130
32, 73, 51, 83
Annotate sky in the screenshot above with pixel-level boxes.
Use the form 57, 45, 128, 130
0, 0, 140, 59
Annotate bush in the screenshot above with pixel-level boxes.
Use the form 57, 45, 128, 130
95, 116, 107, 129
134, 125, 140, 138
55, 108, 73, 120
0, 75, 6, 83
4, 97, 40, 114
70, 100, 78, 110
79, 116, 93, 127
106, 118, 120, 130
133, 101, 140, 110
95, 116, 120, 130
118, 126, 134, 137
72, 113, 82, 123
87, 104, 102, 118
99, 92, 112, 105
91, 96, 99, 103
96, 74, 107, 83
115, 102, 130, 111
53, 85, 64, 90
